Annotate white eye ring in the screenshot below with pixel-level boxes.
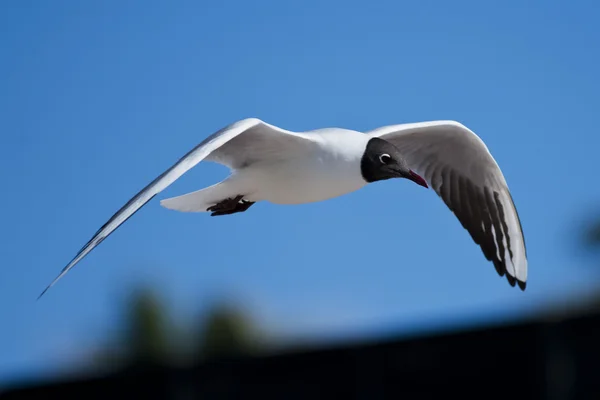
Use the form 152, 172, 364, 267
379, 153, 391, 164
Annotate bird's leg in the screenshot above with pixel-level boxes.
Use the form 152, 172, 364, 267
207, 195, 255, 216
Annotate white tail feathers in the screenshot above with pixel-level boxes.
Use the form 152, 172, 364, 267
160, 188, 216, 212
160, 177, 248, 212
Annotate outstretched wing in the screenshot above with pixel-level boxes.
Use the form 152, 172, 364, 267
39, 118, 312, 298
368, 120, 527, 290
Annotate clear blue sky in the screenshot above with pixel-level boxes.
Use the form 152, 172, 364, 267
2, 0, 600, 385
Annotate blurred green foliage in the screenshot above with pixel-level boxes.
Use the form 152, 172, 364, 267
92, 286, 263, 371
195, 302, 260, 361
584, 219, 600, 248
125, 287, 172, 366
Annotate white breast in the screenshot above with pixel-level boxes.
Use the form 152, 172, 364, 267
242, 129, 369, 205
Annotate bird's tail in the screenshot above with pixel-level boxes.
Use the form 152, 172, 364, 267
160, 176, 248, 212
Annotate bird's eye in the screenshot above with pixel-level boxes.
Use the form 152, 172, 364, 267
379, 154, 391, 164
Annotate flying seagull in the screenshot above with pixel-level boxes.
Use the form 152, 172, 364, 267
38, 118, 527, 298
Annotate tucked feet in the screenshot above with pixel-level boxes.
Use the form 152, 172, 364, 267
207, 195, 255, 216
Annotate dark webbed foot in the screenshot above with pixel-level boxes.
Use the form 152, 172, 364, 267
207, 195, 255, 216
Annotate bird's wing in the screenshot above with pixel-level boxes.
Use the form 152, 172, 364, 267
204, 120, 314, 169
368, 120, 527, 290
39, 118, 313, 298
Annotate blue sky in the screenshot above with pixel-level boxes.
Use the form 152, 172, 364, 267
2, 0, 600, 385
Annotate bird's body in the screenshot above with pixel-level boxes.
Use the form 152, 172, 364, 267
232, 151, 367, 205
39, 117, 528, 298
161, 127, 369, 209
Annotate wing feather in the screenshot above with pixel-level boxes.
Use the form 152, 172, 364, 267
38, 118, 311, 298
369, 121, 527, 290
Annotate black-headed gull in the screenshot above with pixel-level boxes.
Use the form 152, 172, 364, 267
39, 118, 527, 298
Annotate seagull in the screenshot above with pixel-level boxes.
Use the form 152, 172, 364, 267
38, 118, 527, 298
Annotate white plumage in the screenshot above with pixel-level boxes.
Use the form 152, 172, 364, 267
39, 118, 527, 298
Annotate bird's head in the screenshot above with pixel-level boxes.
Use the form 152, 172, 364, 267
360, 137, 428, 188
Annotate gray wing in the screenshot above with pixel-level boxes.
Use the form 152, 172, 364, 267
369, 120, 527, 290
39, 118, 313, 298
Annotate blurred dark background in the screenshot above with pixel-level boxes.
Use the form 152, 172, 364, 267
2, 216, 600, 398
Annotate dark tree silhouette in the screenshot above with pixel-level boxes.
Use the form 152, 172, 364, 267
584, 219, 600, 249
195, 302, 261, 361
91, 285, 263, 372
91, 286, 174, 371
124, 287, 172, 366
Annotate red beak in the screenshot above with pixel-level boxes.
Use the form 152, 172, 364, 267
409, 170, 428, 188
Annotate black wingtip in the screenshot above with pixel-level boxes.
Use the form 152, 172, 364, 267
36, 284, 52, 301
506, 274, 516, 287
37, 288, 48, 301
504, 274, 526, 291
